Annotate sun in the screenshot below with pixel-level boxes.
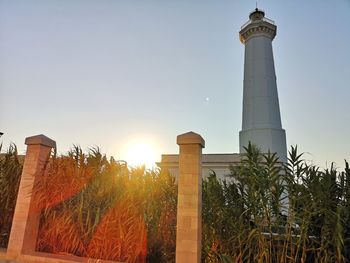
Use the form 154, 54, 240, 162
125, 142, 157, 169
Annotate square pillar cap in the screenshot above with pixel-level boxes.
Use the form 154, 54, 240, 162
177, 131, 205, 148
25, 134, 56, 148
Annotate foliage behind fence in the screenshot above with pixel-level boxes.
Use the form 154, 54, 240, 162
202, 144, 350, 263
1, 143, 349, 262
0, 144, 23, 248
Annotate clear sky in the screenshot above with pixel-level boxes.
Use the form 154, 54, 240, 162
1, 0, 349, 169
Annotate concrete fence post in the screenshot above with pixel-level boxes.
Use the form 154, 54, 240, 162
7, 134, 56, 260
175, 131, 204, 263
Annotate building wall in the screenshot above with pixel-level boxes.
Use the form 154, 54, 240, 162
158, 153, 241, 180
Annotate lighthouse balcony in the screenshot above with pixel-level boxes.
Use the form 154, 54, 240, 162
241, 16, 275, 30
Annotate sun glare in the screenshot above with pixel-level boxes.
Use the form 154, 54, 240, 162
125, 143, 157, 169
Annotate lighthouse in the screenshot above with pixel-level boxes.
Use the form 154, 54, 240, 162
239, 9, 287, 162
160, 9, 288, 179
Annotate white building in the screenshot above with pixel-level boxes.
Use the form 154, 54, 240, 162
159, 9, 287, 178
239, 8, 287, 163
159, 153, 241, 178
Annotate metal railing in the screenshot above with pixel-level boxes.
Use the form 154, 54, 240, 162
241, 17, 275, 29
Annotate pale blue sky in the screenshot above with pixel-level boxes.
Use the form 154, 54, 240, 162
1, 0, 349, 168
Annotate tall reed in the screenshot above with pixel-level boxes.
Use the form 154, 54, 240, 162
1, 143, 349, 262
0, 144, 23, 248
202, 144, 350, 263
33, 146, 177, 262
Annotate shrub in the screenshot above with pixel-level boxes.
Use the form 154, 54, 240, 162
0, 144, 23, 248
33, 146, 177, 262
201, 144, 350, 263
1, 142, 349, 262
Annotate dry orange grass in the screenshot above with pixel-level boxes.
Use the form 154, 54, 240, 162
33, 155, 93, 211
36, 210, 86, 256
32, 148, 176, 262
87, 196, 147, 262
36, 196, 147, 262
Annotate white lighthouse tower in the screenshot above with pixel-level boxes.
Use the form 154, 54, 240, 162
239, 9, 287, 162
